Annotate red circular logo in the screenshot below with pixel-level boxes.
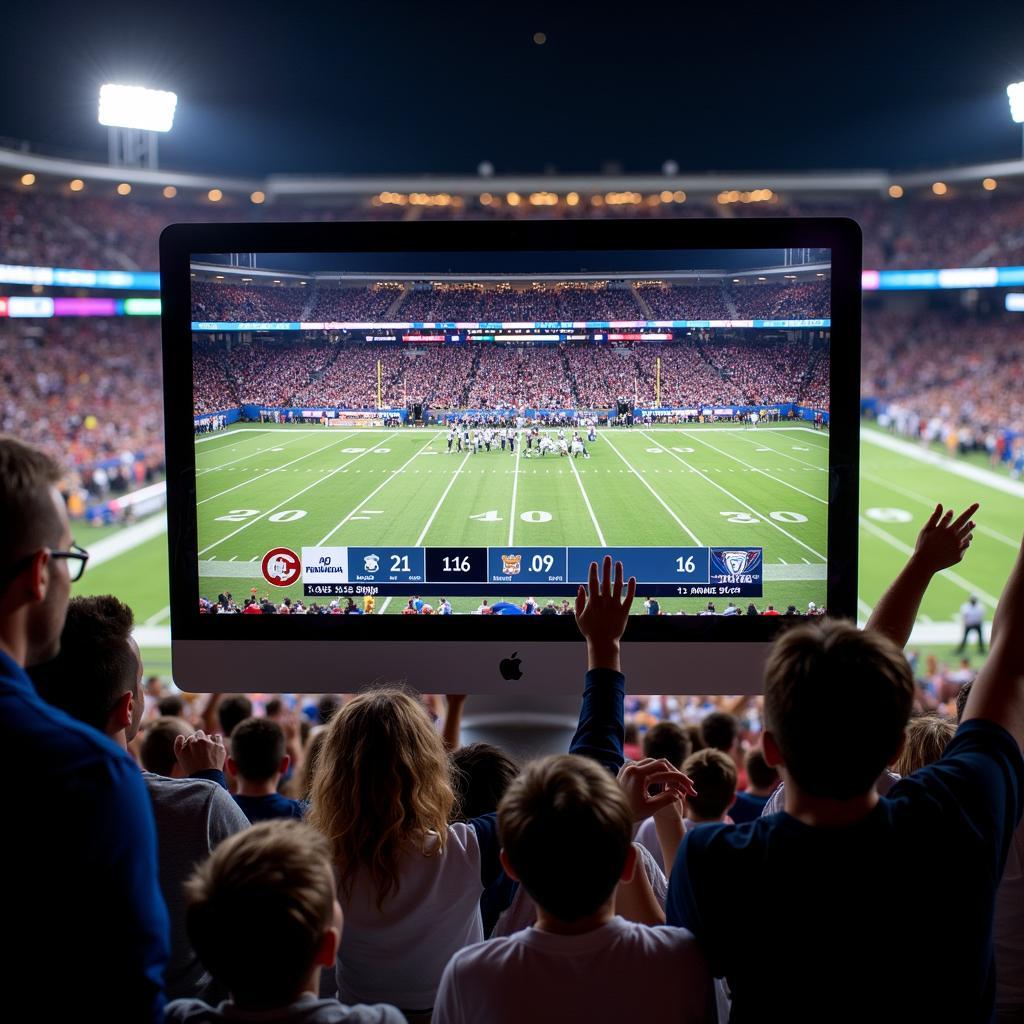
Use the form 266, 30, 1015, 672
261, 547, 301, 588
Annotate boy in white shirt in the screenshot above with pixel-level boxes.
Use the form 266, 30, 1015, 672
433, 754, 713, 1024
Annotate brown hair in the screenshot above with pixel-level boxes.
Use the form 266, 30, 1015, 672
139, 716, 194, 776
642, 721, 691, 768
499, 754, 633, 922
892, 715, 956, 777
744, 746, 779, 792
185, 820, 335, 1007
0, 435, 63, 565
230, 717, 286, 782
764, 620, 914, 799
307, 688, 454, 908
30, 595, 136, 733
451, 743, 520, 821
682, 749, 737, 820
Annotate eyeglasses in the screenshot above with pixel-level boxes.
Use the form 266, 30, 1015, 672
6, 542, 91, 584
49, 542, 90, 582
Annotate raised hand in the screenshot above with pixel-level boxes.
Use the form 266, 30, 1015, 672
617, 757, 697, 822
575, 555, 637, 671
912, 502, 979, 574
174, 729, 227, 774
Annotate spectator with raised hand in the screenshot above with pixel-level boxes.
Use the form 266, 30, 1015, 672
30, 593, 249, 1001
667, 503, 1023, 1024
0, 435, 168, 1021
306, 557, 638, 1016
433, 755, 709, 1024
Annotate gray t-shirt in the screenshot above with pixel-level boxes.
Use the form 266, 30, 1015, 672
164, 995, 405, 1023
143, 772, 250, 999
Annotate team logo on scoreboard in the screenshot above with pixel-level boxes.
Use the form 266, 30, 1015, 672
711, 548, 762, 579
363, 554, 380, 573
261, 547, 301, 588
501, 553, 522, 576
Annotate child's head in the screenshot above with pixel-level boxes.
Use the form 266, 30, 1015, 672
185, 820, 339, 1009
228, 716, 288, 783
451, 742, 519, 820
217, 695, 253, 737
700, 711, 740, 755
308, 687, 454, 906
744, 746, 779, 795
681, 749, 737, 821
642, 721, 691, 768
763, 620, 913, 800
139, 716, 194, 777
892, 715, 956, 777
498, 754, 633, 924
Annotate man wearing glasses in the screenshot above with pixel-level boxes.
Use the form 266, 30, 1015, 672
0, 435, 169, 1022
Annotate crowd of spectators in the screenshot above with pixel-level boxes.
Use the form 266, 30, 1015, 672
191, 282, 311, 323
0, 319, 164, 496
729, 280, 830, 319
636, 283, 730, 320
464, 346, 575, 409
306, 283, 403, 321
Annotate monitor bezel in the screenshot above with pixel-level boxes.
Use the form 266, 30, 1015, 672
160, 217, 860, 647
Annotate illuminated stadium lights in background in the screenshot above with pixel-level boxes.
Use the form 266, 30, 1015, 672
0, 296, 160, 317
1006, 293, 1024, 312
888, 184, 903, 198
98, 84, 178, 132
1009, 81, 1024, 157
717, 189, 773, 204
20, 173, 35, 186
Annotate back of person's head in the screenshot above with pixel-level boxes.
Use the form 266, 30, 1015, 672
642, 721, 691, 768
140, 716, 194, 776
30, 594, 140, 738
451, 742, 519, 820
682, 749, 737, 820
764, 619, 913, 799
0, 436, 68, 665
623, 722, 639, 747
158, 695, 185, 719
230, 716, 286, 782
744, 746, 779, 793
307, 687, 453, 906
892, 715, 956, 777
185, 819, 336, 1009
700, 711, 740, 753
955, 679, 973, 723
316, 695, 341, 726
499, 754, 632, 922
217, 695, 253, 736
684, 723, 704, 754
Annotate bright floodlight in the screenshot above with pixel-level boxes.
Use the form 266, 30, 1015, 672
1008, 82, 1024, 124
98, 84, 177, 132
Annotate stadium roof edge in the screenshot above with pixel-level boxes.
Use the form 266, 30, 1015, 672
1, 143, 1023, 197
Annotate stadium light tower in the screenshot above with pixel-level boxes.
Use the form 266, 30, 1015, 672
1008, 81, 1024, 160
98, 84, 177, 169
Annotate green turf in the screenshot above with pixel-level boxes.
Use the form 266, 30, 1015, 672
77, 420, 1021, 672
192, 423, 829, 614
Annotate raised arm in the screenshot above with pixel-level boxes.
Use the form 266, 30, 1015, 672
866, 502, 977, 648
442, 694, 466, 751
962, 530, 1024, 745
568, 556, 636, 773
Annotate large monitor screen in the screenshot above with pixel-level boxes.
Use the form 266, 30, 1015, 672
188, 246, 832, 619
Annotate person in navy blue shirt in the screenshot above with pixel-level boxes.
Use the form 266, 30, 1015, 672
728, 748, 779, 824
665, 502, 1024, 1024
0, 436, 168, 1022
228, 716, 308, 822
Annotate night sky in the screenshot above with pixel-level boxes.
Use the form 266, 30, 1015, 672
3, 0, 1024, 177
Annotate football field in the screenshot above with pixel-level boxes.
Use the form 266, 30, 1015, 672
73, 422, 1023, 675
193, 423, 829, 615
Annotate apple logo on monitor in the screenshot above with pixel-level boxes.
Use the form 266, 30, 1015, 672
499, 652, 523, 680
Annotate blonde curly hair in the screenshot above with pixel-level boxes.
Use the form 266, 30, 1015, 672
307, 688, 455, 908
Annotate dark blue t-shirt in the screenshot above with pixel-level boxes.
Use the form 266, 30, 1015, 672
666, 719, 1024, 1024
729, 790, 770, 824
233, 792, 308, 823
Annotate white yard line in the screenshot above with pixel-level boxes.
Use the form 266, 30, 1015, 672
568, 453, 606, 546
859, 469, 1020, 550
85, 513, 167, 569
199, 438, 393, 555
197, 432, 360, 505
859, 516, 1001, 608
601, 433, 701, 544
143, 605, 171, 626
732, 431, 826, 470
418, 451, 473, 547
508, 443, 521, 546
196, 433, 306, 474
862, 428, 1024, 498
195, 429, 264, 447
681, 431, 828, 506
318, 435, 440, 545
638, 430, 826, 561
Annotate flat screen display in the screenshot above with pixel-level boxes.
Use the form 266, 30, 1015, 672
188, 246, 832, 619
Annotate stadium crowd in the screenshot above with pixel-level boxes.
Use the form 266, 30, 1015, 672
2, 441, 1021, 1022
